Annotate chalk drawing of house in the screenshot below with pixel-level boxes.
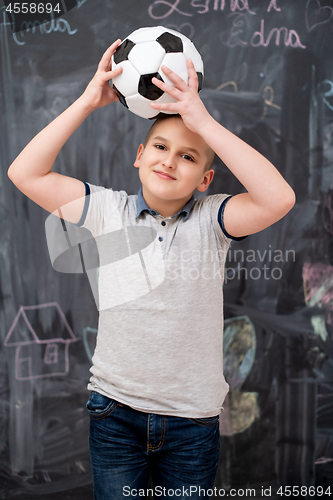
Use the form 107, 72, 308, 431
4, 303, 79, 381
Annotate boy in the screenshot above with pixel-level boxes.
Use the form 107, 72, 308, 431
8, 40, 295, 499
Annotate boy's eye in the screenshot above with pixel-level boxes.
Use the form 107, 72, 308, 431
182, 154, 194, 162
155, 144, 166, 150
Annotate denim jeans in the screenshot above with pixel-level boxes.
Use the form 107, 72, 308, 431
86, 391, 220, 500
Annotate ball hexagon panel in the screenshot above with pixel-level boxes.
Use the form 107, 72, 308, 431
128, 26, 166, 44
160, 53, 188, 87
126, 93, 160, 119
112, 60, 140, 97
182, 38, 204, 73
128, 41, 165, 75
153, 91, 177, 114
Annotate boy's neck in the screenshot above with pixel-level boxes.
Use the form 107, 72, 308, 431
141, 188, 193, 218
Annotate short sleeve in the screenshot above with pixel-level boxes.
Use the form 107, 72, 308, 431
218, 196, 248, 241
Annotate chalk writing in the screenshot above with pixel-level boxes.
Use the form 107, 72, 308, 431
149, 0, 307, 50
225, 14, 306, 49
225, 13, 250, 47
320, 79, 333, 111
261, 86, 281, 119
216, 81, 239, 91
216, 73, 281, 121
251, 19, 306, 48
149, 0, 193, 19
148, 0, 255, 19
267, 0, 281, 12
305, 0, 333, 32
0, 8, 77, 46
262, 86, 281, 110
303, 261, 333, 340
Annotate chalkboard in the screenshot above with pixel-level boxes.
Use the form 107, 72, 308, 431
1, 0, 333, 498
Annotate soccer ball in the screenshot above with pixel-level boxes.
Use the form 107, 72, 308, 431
111, 26, 204, 119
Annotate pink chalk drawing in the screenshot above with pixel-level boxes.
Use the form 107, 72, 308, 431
4, 303, 79, 381
303, 262, 333, 326
305, 0, 333, 32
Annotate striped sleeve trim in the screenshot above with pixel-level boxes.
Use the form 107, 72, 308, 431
75, 181, 90, 227
218, 195, 248, 241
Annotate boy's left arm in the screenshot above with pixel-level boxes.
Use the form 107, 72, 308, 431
151, 61, 295, 238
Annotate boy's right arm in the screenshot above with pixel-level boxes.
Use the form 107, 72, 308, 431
7, 40, 122, 224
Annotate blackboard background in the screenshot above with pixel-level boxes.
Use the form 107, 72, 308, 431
1, 0, 333, 498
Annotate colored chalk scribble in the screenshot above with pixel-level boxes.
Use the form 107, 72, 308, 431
220, 315, 259, 436
302, 262, 333, 341
4, 303, 79, 380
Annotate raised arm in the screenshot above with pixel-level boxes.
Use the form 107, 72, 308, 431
7, 40, 122, 224
150, 60, 295, 238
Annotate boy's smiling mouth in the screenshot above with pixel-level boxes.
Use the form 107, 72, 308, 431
154, 170, 176, 180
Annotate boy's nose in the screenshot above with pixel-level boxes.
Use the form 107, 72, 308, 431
162, 154, 176, 169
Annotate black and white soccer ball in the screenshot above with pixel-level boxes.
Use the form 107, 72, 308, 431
111, 26, 204, 119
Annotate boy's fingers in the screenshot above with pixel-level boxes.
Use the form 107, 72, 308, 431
186, 58, 199, 90
160, 65, 188, 90
107, 65, 123, 80
150, 101, 178, 112
152, 76, 181, 99
98, 39, 122, 71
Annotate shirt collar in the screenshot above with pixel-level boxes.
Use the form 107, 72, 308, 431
135, 187, 195, 221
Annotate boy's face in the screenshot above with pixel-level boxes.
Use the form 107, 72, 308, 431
134, 117, 214, 216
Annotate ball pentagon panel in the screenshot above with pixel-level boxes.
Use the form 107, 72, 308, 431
112, 86, 128, 109
162, 27, 189, 42
138, 73, 164, 100
156, 32, 183, 53
113, 39, 135, 65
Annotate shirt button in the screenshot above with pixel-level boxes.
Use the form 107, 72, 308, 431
161, 221, 166, 226
158, 236, 163, 242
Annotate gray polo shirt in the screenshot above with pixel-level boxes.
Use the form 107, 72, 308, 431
78, 182, 235, 418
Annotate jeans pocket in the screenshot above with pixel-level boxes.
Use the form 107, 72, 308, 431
86, 391, 117, 420
189, 415, 220, 426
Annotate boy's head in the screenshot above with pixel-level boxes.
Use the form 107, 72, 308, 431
143, 114, 216, 172
134, 114, 216, 217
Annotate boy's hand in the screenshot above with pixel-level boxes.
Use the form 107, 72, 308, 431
150, 59, 212, 134
81, 40, 123, 110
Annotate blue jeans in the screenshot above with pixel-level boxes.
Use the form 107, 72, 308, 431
86, 391, 220, 500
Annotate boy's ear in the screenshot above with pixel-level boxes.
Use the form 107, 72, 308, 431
134, 144, 144, 168
196, 169, 215, 193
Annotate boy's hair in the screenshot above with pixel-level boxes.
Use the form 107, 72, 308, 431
144, 114, 215, 172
